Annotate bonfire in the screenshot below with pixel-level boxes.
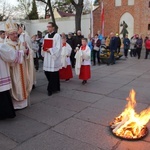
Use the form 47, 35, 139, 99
110, 89, 150, 140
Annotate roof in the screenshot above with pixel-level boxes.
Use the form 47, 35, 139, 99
57, 10, 75, 17
93, 6, 100, 12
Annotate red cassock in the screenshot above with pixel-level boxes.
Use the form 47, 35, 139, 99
79, 65, 91, 80
79, 45, 91, 80
59, 65, 73, 79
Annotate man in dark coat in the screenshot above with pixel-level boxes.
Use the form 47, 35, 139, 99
107, 32, 118, 65
67, 32, 74, 68
71, 30, 84, 68
116, 33, 121, 53
123, 34, 130, 58
67, 32, 74, 49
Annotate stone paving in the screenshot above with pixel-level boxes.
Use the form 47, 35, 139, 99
1, 52, 150, 150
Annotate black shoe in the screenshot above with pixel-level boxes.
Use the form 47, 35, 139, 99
48, 91, 52, 96
32, 85, 35, 90
82, 80, 86, 85
65, 79, 70, 82
107, 63, 110, 66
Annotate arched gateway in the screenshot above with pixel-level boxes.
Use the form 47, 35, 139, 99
119, 12, 134, 38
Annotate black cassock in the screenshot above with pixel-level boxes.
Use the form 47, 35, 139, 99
44, 32, 60, 96
0, 90, 16, 120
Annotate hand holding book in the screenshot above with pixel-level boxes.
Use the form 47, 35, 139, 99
43, 39, 53, 51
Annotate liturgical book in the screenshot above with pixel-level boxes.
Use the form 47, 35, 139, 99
43, 39, 53, 51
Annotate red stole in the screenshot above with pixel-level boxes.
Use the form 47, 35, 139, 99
81, 45, 86, 50
62, 43, 66, 47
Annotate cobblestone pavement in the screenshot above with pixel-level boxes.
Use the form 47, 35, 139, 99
1, 52, 150, 150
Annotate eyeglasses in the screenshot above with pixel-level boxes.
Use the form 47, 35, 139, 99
47, 26, 53, 28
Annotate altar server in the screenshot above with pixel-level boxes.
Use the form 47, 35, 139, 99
75, 38, 91, 85
59, 36, 73, 81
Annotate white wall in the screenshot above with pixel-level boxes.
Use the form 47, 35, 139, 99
0, 14, 90, 38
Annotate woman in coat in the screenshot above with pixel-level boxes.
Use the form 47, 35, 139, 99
135, 34, 143, 59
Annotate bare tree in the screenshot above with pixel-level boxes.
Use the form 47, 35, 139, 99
70, 0, 84, 32
36, 0, 57, 28
17, 0, 31, 19
83, 0, 92, 14
0, 1, 16, 21
37, 0, 85, 32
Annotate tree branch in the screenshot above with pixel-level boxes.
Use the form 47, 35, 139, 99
78, 0, 84, 5
36, 0, 47, 5
70, 0, 77, 7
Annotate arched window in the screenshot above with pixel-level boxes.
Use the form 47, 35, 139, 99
128, 0, 134, 6
149, 1, 150, 7
115, 0, 121, 7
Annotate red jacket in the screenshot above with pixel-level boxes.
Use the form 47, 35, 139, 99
145, 39, 150, 49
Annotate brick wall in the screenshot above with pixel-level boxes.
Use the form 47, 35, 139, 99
93, 0, 150, 37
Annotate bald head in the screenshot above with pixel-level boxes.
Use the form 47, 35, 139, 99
110, 32, 114, 37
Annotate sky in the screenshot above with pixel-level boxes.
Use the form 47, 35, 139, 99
4, 0, 18, 6
3, 0, 93, 6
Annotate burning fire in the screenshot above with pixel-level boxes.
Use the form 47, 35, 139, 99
110, 89, 150, 139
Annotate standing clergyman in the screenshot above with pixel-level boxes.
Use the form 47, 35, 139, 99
42, 22, 61, 96
4, 19, 32, 109
0, 19, 27, 119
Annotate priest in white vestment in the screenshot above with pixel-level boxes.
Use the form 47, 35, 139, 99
42, 22, 61, 96
0, 19, 27, 119
4, 19, 32, 109
17, 23, 35, 90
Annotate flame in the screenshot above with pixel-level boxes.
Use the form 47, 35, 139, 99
110, 89, 150, 139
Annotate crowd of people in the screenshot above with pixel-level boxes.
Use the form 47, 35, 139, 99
124, 34, 150, 59
0, 18, 150, 120
0, 19, 91, 120
87, 31, 150, 65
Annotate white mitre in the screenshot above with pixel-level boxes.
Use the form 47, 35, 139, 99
5, 18, 18, 34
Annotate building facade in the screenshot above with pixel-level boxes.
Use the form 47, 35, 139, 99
93, 0, 150, 38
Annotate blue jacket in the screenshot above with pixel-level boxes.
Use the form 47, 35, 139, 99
98, 34, 103, 40
109, 36, 118, 51
123, 38, 130, 49
88, 41, 93, 50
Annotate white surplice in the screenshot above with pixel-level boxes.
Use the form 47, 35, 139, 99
5, 39, 32, 109
80, 46, 91, 66
0, 43, 24, 92
75, 45, 91, 75
19, 31, 35, 88
42, 33, 61, 72
0, 37, 4, 43
61, 43, 72, 68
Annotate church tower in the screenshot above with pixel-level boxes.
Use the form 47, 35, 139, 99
93, 0, 150, 37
